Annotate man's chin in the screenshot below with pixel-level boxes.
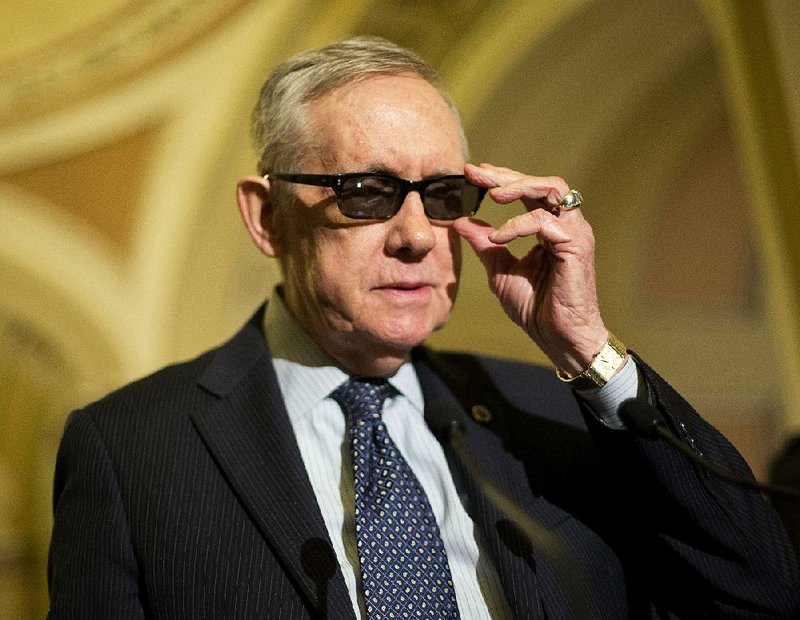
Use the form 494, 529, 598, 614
368, 319, 445, 352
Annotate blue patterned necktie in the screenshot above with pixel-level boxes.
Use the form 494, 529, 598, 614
331, 378, 460, 619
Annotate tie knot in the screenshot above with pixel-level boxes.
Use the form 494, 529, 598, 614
331, 378, 394, 422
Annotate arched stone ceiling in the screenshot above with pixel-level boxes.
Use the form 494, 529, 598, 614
0, 0, 252, 124
0, 0, 314, 393
699, 0, 800, 430
6, 124, 161, 251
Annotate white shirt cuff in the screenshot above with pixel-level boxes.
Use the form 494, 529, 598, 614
574, 356, 638, 430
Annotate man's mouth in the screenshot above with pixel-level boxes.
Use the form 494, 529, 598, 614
377, 281, 432, 295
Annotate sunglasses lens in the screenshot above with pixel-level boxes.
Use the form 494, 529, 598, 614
424, 178, 483, 220
339, 176, 400, 219
336, 174, 484, 220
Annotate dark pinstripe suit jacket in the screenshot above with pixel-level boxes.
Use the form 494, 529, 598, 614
48, 308, 800, 619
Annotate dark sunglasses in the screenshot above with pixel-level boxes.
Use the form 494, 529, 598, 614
265, 172, 486, 220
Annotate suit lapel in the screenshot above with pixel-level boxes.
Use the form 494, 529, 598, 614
191, 309, 355, 620
413, 347, 561, 620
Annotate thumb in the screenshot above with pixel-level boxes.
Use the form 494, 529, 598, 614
453, 217, 516, 275
452, 217, 498, 253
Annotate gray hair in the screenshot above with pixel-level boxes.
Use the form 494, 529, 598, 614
250, 36, 468, 182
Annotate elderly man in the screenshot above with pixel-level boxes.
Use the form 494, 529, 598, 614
48, 37, 798, 619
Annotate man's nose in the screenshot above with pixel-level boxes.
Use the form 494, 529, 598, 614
385, 191, 436, 256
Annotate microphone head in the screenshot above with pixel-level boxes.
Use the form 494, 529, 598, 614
424, 399, 466, 442
300, 537, 337, 583
618, 398, 667, 439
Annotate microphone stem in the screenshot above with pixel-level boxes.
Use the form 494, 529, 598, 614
449, 429, 592, 618
654, 427, 800, 499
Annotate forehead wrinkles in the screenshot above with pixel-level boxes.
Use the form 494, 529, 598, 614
305, 77, 462, 171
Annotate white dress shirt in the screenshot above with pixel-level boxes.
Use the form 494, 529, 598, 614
263, 291, 638, 618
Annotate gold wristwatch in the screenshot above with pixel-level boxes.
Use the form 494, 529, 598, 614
556, 333, 627, 390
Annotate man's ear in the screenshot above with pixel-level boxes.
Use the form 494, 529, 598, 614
236, 175, 283, 257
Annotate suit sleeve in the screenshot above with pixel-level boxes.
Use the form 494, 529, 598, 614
585, 353, 800, 618
48, 409, 146, 619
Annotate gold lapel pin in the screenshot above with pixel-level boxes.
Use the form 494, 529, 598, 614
471, 404, 492, 423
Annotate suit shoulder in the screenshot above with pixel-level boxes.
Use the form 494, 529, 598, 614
84, 348, 216, 411
434, 350, 567, 394
420, 349, 582, 426
75, 307, 268, 421
438, 351, 556, 378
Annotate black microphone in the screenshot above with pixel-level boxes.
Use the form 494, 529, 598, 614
424, 398, 591, 618
618, 398, 800, 500
300, 538, 338, 617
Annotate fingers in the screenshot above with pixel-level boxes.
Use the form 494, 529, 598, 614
462, 161, 589, 246
454, 205, 579, 254
465, 162, 571, 211
490, 209, 571, 246
458, 163, 604, 370
452, 217, 517, 274
454, 195, 575, 248
453, 213, 567, 252
451, 216, 496, 253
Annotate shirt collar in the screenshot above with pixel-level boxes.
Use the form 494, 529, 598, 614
263, 288, 424, 422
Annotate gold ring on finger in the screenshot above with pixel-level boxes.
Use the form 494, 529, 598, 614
555, 189, 583, 212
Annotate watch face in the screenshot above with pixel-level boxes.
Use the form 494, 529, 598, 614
588, 342, 626, 386
557, 335, 627, 390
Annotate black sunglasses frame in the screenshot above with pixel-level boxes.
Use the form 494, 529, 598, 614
265, 172, 486, 220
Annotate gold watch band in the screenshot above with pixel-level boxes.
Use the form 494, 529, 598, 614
556, 333, 627, 390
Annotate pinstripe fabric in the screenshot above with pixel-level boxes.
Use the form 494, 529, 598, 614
48, 306, 800, 619
413, 349, 800, 618
50, 318, 355, 619
265, 294, 512, 620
